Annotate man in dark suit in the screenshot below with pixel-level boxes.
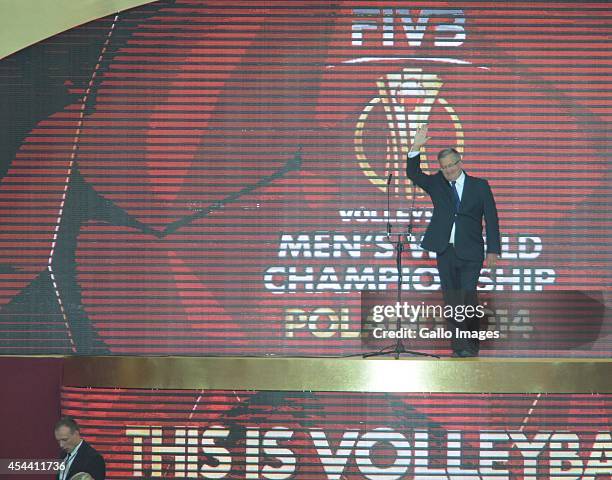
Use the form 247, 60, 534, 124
54, 417, 105, 480
407, 125, 501, 357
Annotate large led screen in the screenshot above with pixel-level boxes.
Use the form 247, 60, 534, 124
0, 1, 610, 356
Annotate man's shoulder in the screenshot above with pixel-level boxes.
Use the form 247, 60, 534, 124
78, 441, 102, 459
464, 173, 490, 187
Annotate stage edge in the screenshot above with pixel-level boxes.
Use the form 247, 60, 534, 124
62, 356, 611, 393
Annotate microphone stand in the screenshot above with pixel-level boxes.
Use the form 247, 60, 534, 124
363, 173, 439, 359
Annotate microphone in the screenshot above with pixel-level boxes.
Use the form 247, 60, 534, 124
405, 174, 417, 244
386, 173, 393, 238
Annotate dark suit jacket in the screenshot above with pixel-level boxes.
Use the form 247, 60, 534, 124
407, 153, 501, 261
59, 440, 105, 480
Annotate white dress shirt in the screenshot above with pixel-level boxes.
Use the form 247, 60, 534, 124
60, 440, 83, 480
449, 171, 465, 243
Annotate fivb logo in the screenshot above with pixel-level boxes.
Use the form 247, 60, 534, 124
346, 7, 470, 200
351, 8, 466, 48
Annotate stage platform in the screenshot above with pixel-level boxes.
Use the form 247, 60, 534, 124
63, 356, 611, 393
57, 356, 612, 479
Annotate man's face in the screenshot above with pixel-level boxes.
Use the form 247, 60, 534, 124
54, 426, 81, 454
439, 153, 462, 181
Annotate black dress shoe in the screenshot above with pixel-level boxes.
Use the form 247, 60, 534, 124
452, 349, 478, 358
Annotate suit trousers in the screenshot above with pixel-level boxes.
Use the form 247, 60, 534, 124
436, 244, 482, 352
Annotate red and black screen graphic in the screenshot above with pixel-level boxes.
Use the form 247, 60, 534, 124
0, 1, 610, 355
61, 386, 611, 479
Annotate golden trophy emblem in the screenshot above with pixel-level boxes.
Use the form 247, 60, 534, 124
355, 67, 464, 200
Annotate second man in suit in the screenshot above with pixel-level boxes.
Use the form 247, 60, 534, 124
54, 417, 105, 480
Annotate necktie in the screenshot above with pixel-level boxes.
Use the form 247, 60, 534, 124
60, 453, 72, 480
451, 180, 460, 212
